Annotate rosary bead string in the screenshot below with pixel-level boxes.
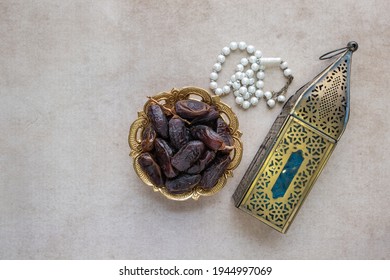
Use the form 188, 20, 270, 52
209, 41, 293, 110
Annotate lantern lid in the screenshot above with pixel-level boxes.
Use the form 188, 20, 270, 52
292, 49, 354, 141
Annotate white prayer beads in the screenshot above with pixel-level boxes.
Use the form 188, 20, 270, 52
209, 42, 293, 109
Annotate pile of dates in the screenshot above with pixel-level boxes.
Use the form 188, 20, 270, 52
138, 99, 234, 194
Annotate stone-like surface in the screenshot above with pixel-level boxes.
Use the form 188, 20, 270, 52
0, 0, 389, 260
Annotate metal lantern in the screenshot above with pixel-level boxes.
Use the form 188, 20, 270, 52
233, 42, 358, 233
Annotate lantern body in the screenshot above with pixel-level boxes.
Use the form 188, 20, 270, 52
233, 50, 354, 233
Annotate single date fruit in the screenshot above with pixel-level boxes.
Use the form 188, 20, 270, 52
141, 125, 157, 152
137, 153, 164, 186
187, 150, 216, 174
216, 117, 234, 152
200, 154, 231, 189
154, 138, 178, 178
169, 116, 190, 150
191, 125, 233, 152
191, 106, 220, 124
147, 104, 168, 139
171, 140, 206, 171
165, 174, 201, 194
175, 99, 210, 119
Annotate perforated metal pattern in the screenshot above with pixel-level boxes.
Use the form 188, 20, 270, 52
294, 58, 350, 140
239, 118, 334, 231
319, 75, 340, 118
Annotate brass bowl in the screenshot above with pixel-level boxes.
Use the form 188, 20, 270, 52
128, 86, 243, 201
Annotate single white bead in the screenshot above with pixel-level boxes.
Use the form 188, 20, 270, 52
217, 54, 225, 64
256, 71, 265, 80
229, 41, 238, 51
226, 80, 233, 86
235, 72, 242, 80
284, 68, 292, 77
250, 96, 259, 105
280, 61, 288, 70
256, 80, 264, 89
210, 81, 218, 89
248, 85, 256, 94
215, 88, 223, 96
230, 74, 236, 82
277, 95, 286, 103
241, 77, 249, 85
233, 90, 240, 97
245, 69, 254, 78
264, 91, 273, 99
210, 72, 218, 81
235, 96, 244, 104
251, 63, 260, 71
239, 72, 245, 80
222, 46, 230, 56
243, 92, 251, 100
222, 85, 231, 94
239, 86, 247, 95
238, 41, 247, 50
255, 90, 264, 98
249, 78, 255, 85
246, 45, 255, 54
255, 50, 262, 58
240, 58, 249, 66
233, 81, 240, 90
267, 99, 276, 108
249, 55, 257, 64
213, 63, 222, 72
260, 57, 282, 65
242, 100, 251, 109
235, 64, 244, 72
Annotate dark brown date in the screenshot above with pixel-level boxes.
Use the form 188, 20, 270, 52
165, 174, 201, 194
175, 100, 210, 119
216, 117, 234, 150
169, 116, 190, 150
191, 106, 220, 125
148, 104, 168, 139
137, 153, 164, 186
200, 154, 231, 189
171, 140, 205, 171
187, 150, 216, 174
154, 138, 178, 178
141, 125, 157, 152
190, 125, 233, 152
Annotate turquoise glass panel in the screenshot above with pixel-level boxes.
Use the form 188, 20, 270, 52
272, 150, 304, 199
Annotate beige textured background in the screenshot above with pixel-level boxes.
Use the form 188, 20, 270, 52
1, 0, 389, 259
